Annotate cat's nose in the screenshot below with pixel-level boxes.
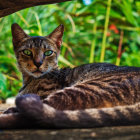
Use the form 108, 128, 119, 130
34, 60, 43, 68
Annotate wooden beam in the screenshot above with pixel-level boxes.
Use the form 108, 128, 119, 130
0, 0, 72, 18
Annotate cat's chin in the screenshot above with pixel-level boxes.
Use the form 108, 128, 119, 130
32, 72, 43, 78
25, 70, 43, 78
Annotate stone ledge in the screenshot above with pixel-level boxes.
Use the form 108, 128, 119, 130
0, 126, 140, 140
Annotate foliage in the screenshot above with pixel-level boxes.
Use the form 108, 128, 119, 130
0, 0, 140, 100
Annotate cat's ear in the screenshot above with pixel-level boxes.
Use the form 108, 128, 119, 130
11, 23, 29, 47
47, 24, 64, 48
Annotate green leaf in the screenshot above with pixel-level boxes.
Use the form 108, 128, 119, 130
59, 55, 74, 68
0, 73, 6, 92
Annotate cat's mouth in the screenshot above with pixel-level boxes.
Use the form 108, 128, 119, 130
32, 70, 43, 74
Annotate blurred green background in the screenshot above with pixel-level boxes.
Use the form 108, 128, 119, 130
0, 0, 140, 100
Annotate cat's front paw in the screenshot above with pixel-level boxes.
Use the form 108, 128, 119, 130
16, 94, 43, 118
3, 107, 19, 114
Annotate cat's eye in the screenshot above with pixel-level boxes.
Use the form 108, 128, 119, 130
44, 50, 53, 56
23, 49, 32, 56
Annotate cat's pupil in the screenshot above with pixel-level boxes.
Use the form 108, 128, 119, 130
23, 49, 32, 56
44, 50, 53, 56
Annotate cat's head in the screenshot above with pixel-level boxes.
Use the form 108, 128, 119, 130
11, 23, 64, 78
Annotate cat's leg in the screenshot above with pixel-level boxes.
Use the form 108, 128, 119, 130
0, 94, 43, 129
43, 79, 120, 110
43, 81, 128, 110
43, 86, 98, 110
1, 94, 42, 129
3, 94, 41, 114
15, 94, 43, 118
0, 112, 33, 129
3, 107, 19, 114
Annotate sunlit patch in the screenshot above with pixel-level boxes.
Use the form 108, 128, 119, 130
82, 0, 93, 5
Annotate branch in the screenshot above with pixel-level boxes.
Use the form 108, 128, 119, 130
0, 0, 72, 18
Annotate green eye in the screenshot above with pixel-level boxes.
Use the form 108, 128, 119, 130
23, 49, 32, 56
44, 50, 53, 56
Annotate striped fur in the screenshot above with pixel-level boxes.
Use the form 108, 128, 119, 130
19, 64, 140, 110
0, 94, 140, 129
0, 23, 140, 128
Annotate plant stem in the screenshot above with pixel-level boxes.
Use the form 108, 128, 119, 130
63, 42, 75, 57
100, 0, 112, 62
62, 45, 67, 56
72, 0, 77, 13
118, 26, 140, 32
33, 12, 43, 36
89, 20, 97, 63
58, 55, 74, 68
16, 12, 29, 27
116, 30, 124, 66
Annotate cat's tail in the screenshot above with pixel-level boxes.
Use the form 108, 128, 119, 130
0, 113, 35, 129
0, 94, 140, 129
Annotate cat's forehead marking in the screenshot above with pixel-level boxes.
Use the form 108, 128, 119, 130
20, 36, 56, 50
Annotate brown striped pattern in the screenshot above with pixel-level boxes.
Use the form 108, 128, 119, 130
42, 71, 140, 110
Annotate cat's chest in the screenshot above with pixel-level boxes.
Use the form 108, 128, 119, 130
18, 78, 61, 97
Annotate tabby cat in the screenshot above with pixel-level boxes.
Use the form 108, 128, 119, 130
0, 23, 140, 129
